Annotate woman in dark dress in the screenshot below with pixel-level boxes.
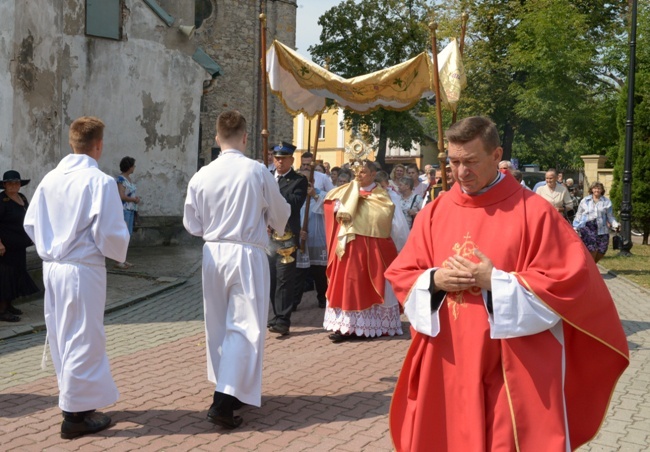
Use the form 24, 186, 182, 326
0, 170, 39, 322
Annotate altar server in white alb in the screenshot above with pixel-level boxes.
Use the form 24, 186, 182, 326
183, 110, 290, 430
24, 116, 130, 439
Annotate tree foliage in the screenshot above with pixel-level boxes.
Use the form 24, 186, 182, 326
309, 0, 631, 172
443, 0, 628, 169
309, 0, 431, 168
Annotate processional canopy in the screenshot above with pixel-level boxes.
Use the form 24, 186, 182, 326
266, 39, 465, 119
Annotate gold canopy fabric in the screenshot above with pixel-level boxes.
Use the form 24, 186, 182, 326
266, 39, 465, 119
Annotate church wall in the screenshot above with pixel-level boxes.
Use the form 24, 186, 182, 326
1, 0, 297, 244
0, 1, 16, 174
196, 0, 297, 162
0, 1, 199, 245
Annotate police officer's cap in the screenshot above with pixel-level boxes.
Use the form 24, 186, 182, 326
272, 141, 296, 157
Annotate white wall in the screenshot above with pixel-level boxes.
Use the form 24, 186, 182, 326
2, 0, 208, 217
0, 1, 16, 173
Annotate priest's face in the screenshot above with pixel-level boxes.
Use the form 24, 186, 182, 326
356, 165, 376, 186
448, 137, 502, 195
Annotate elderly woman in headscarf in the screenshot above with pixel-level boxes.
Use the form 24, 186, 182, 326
0, 170, 39, 322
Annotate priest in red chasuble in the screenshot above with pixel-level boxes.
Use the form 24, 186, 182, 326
323, 160, 409, 343
385, 116, 629, 451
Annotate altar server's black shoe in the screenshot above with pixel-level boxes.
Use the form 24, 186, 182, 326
269, 324, 290, 336
207, 406, 243, 429
7, 305, 23, 315
60, 411, 111, 439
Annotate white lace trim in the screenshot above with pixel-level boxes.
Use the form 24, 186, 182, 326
323, 303, 403, 337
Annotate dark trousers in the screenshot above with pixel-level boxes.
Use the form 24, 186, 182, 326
294, 265, 328, 308
268, 251, 296, 328
212, 391, 238, 415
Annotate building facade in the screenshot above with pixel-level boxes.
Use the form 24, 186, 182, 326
292, 109, 436, 171
1, 0, 296, 244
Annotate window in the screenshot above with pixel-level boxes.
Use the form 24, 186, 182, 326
318, 120, 326, 140
195, 0, 213, 28
86, 0, 122, 40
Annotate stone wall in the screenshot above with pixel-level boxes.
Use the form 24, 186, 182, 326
1, 0, 297, 245
581, 155, 613, 196
2, 0, 206, 219
196, 0, 297, 162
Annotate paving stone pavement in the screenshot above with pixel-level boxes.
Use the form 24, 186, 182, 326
0, 244, 649, 451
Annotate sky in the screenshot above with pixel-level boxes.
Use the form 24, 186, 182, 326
295, 0, 347, 60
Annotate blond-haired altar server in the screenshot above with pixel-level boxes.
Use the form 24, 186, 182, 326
24, 116, 130, 439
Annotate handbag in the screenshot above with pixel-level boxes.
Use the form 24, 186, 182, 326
612, 233, 622, 250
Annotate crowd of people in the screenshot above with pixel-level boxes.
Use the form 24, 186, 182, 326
497, 161, 620, 262
1, 111, 629, 450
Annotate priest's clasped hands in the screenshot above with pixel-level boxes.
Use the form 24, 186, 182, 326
434, 249, 494, 293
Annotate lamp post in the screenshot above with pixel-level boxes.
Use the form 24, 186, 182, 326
620, 0, 637, 256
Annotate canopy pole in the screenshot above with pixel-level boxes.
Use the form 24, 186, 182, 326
451, 12, 469, 125
300, 112, 323, 252
260, 12, 269, 167
429, 15, 448, 191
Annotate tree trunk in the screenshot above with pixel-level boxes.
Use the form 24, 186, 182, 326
501, 122, 514, 161
376, 125, 388, 169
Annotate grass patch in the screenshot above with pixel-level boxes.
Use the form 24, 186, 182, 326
600, 243, 650, 290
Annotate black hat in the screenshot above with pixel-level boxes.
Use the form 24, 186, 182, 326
1, 170, 30, 186
272, 141, 297, 157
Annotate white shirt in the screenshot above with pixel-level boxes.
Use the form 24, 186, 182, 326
312, 170, 334, 192
536, 183, 573, 211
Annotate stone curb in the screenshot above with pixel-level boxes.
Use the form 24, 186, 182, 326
0, 278, 188, 342
598, 264, 650, 296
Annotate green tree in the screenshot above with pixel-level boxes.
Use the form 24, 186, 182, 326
309, 0, 431, 168
435, 0, 627, 169
610, 1, 650, 245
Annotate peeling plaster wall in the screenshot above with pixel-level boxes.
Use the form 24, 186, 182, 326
2, 0, 208, 221
196, 0, 297, 162
0, 1, 16, 172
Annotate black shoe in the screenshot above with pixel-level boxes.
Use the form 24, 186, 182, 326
269, 324, 290, 336
7, 305, 23, 315
0, 312, 20, 322
207, 406, 243, 429
328, 332, 348, 343
60, 412, 111, 439
232, 399, 244, 410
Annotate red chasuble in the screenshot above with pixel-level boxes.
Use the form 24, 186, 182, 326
385, 174, 629, 451
323, 185, 398, 311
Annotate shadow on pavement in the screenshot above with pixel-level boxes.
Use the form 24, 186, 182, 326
0, 393, 58, 417
104, 390, 393, 437
622, 320, 650, 350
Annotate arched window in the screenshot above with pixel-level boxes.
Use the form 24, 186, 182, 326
195, 0, 213, 29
